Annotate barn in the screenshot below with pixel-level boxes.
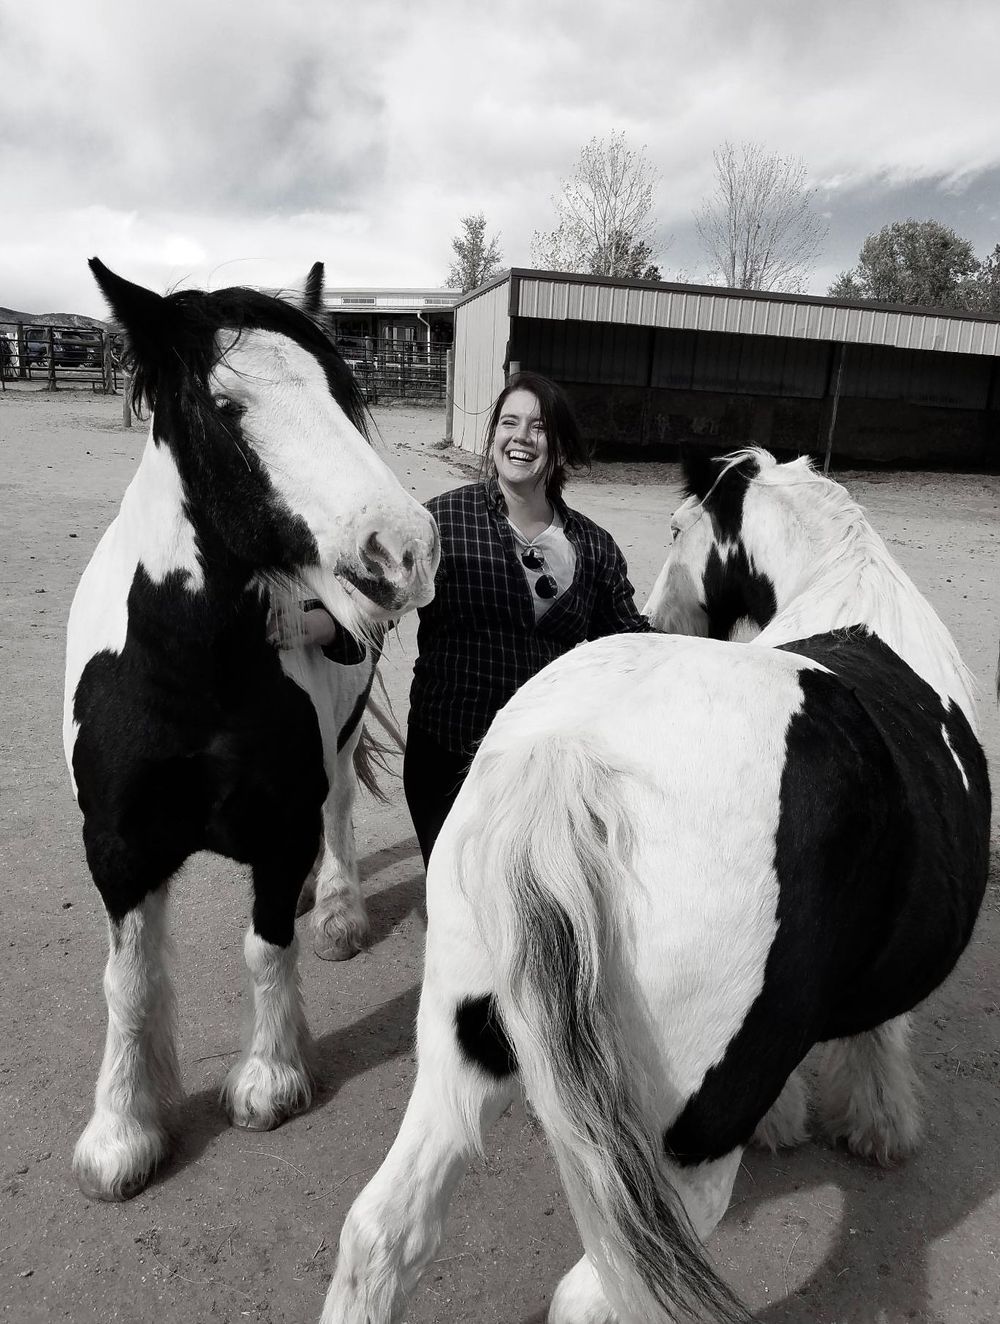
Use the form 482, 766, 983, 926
449, 269, 1000, 469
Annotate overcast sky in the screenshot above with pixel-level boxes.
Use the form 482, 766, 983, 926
3, 0, 1000, 318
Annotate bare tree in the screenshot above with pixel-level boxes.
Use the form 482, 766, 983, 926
447, 213, 503, 292
695, 142, 826, 292
531, 132, 663, 277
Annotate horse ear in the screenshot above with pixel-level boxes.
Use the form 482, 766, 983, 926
89, 258, 168, 335
302, 262, 325, 318
680, 444, 724, 502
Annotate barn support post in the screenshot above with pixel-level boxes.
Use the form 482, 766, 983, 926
443, 347, 454, 445
823, 342, 846, 475
46, 327, 57, 390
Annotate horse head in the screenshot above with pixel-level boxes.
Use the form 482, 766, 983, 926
644, 447, 780, 639
89, 258, 439, 635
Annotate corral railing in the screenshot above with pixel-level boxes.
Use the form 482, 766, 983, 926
338, 341, 449, 403
0, 322, 124, 392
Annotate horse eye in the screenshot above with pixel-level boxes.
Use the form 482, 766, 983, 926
670, 524, 681, 542
213, 395, 244, 416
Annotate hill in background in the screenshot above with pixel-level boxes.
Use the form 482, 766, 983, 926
0, 307, 108, 328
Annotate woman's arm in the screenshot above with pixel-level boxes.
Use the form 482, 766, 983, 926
587, 541, 652, 640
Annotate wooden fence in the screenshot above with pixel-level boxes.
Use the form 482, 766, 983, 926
340, 341, 449, 403
0, 322, 123, 393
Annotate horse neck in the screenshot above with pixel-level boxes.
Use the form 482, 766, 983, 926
116, 428, 259, 632
756, 515, 979, 731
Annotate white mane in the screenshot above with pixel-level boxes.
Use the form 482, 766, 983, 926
729, 449, 979, 731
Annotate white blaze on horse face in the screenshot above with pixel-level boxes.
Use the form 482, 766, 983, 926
210, 330, 438, 625
643, 497, 711, 634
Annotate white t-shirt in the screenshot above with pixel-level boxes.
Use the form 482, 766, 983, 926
507, 510, 577, 620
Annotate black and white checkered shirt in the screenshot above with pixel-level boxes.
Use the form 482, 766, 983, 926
409, 474, 650, 753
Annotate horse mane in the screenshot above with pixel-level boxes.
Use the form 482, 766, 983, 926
727, 448, 979, 726
124, 284, 370, 441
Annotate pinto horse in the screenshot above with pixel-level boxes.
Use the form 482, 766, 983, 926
321, 448, 989, 1324
64, 260, 439, 1202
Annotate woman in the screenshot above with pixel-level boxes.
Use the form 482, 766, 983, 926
405, 370, 649, 865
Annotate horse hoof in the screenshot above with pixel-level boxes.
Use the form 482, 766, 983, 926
313, 911, 369, 962
73, 1117, 166, 1202
313, 930, 363, 961
223, 1057, 312, 1131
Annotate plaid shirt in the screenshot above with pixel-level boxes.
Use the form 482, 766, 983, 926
410, 474, 650, 753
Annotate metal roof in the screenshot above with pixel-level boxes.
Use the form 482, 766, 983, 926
458, 269, 1000, 359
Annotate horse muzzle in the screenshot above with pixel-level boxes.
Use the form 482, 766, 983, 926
336, 514, 440, 616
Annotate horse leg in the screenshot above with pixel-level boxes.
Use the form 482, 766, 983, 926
819, 1013, 922, 1165
548, 1257, 617, 1324
751, 1066, 810, 1152
223, 850, 314, 1131
548, 1149, 743, 1324
74, 887, 180, 1200
311, 739, 369, 962
322, 943, 516, 1321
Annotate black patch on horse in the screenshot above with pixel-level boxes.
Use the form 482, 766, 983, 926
455, 995, 518, 1078
72, 567, 329, 945
664, 629, 989, 1166
681, 449, 758, 543
702, 543, 777, 640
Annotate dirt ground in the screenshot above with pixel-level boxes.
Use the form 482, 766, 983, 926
1, 384, 998, 1324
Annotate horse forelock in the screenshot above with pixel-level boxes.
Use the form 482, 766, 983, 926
684, 447, 768, 544
127, 285, 369, 442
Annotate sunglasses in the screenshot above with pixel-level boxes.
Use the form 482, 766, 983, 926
520, 546, 558, 600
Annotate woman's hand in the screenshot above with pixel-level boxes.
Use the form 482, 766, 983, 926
267, 603, 340, 649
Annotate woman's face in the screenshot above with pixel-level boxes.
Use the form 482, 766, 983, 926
491, 389, 550, 494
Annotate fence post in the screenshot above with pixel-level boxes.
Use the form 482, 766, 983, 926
122, 372, 132, 428
47, 327, 57, 390
16, 322, 26, 379
444, 347, 454, 445
101, 332, 113, 394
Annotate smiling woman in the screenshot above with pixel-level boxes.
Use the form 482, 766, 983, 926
403, 370, 651, 865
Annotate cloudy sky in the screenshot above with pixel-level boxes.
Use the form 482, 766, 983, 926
3, 0, 1000, 318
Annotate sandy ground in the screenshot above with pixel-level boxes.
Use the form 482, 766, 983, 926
1, 383, 998, 1324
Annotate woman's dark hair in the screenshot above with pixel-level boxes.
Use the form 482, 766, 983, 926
481, 370, 592, 500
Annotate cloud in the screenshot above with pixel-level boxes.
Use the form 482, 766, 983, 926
2, 0, 999, 315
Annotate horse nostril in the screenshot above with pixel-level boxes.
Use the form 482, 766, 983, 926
365, 531, 386, 565
401, 549, 414, 573
360, 528, 407, 580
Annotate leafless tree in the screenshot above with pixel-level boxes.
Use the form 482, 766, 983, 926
695, 142, 826, 292
531, 132, 663, 277
447, 213, 503, 292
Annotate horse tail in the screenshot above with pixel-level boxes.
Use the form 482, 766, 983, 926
464, 733, 750, 1324
352, 668, 404, 803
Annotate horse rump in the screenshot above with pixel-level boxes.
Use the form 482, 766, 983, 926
459, 732, 750, 1324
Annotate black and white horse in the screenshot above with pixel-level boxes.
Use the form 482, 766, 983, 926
64, 260, 439, 1202
321, 448, 989, 1324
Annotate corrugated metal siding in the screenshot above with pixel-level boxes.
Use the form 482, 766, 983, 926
452, 280, 511, 452
513, 319, 649, 386
843, 344, 992, 408
515, 317, 992, 409
516, 277, 1000, 358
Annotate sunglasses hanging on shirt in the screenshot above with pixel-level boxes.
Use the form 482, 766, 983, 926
520, 547, 558, 600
